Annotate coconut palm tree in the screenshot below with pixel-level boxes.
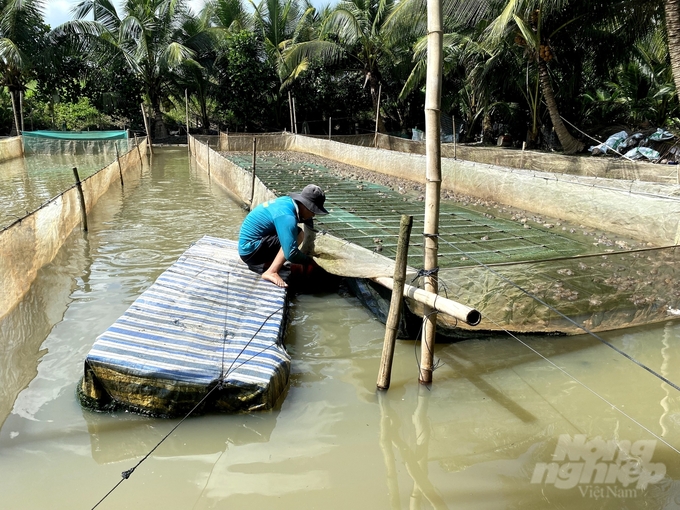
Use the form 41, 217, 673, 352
245, 0, 323, 128
317, 0, 402, 131
665, 0, 680, 96
0, 0, 48, 134
485, 0, 586, 153
64, 0, 197, 139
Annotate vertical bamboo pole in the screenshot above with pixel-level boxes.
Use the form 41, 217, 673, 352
377, 214, 413, 390
73, 167, 88, 232
329, 117, 332, 140
19, 90, 24, 133
185, 89, 190, 155
10, 91, 20, 136
206, 141, 211, 176
452, 115, 457, 159
134, 134, 142, 161
419, 0, 443, 385
115, 143, 124, 187
288, 91, 294, 133
250, 137, 257, 209
373, 83, 382, 147
292, 97, 298, 134
140, 104, 153, 155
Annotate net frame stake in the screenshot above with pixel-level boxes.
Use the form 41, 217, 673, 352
377, 214, 413, 390
373, 83, 382, 148
185, 89, 190, 155
73, 167, 88, 232
250, 137, 257, 209
292, 96, 298, 134
10, 91, 20, 137
140, 104, 153, 155
115, 143, 124, 188
420, 0, 444, 385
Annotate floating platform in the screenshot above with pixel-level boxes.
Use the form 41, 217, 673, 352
78, 236, 290, 417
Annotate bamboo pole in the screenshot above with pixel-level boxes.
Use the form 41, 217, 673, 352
329, 117, 332, 140
373, 83, 382, 148
452, 115, 456, 159
73, 167, 88, 232
10, 91, 20, 136
140, 104, 153, 155
377, 215, 413, 390
250, 137, 257, 208
420, 0, 444, 385
292, 96, 298, 134
372, 277, 480, 326
133, 134, 142, 161
19, 90, 24, 133
115, 143, 124, 187
288, 91, 294, 133
185, 89, 190, 155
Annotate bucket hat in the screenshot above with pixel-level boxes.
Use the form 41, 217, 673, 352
290, 184, 329, 215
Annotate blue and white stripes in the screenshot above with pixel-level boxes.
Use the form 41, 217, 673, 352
81, 236, 290, 416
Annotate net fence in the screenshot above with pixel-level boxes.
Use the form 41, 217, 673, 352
221, 150, 678, 335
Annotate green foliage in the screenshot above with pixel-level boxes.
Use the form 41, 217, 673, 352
214, 29, 279, 130
26, 96, 112, 131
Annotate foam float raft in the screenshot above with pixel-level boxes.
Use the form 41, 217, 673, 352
77, 236, 290, 417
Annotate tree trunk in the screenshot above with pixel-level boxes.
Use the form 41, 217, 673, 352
665, 0, 680, 96
153, 109, 168, 139
537, 59, 584, 154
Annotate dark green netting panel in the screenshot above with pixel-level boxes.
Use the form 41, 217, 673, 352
23, 130, 131, 156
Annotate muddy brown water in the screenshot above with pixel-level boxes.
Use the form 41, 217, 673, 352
1, 147, 680, 509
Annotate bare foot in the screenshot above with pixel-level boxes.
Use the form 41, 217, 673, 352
262, 271, 288, 288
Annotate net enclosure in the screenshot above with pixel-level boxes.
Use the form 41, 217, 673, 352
215, 148, 680, 337
22, 130, 131, 156
79, 236, 291, 417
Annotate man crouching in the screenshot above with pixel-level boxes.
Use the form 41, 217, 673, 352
238, 184, 328, 287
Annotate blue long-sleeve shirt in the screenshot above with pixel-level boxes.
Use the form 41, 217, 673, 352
238, 196, 310, 264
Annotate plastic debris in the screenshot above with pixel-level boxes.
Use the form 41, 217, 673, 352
623, 146, 660, 161
589, 131, 627, 155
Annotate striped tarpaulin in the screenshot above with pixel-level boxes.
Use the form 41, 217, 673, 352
78, 236, 290, 417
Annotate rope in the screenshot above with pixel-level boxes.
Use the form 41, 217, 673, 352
482, 313, 680, 457
411, 266, 439, 284
435, 234, 680, 393
90, 304, 285, 510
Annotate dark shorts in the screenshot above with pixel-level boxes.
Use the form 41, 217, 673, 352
239, 235, 281, 273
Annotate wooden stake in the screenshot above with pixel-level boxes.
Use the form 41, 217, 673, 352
133, 134, 142, 161
250, 137, 257, 208
292, 96, 298, 134
373, 83, 382, 147
115, 143, 124, 187
452, 115, 456, 159
288, 91, 294, 133
377, 215, 413, 390
140, 104, 153, 155
10, 91, 20, 136
206, 141, 211, 176
328, 117, 331, 140
185, 89, 190, 154
19, 90, 24, 133
420, 0, 443, 385
73, 167, 88, 232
